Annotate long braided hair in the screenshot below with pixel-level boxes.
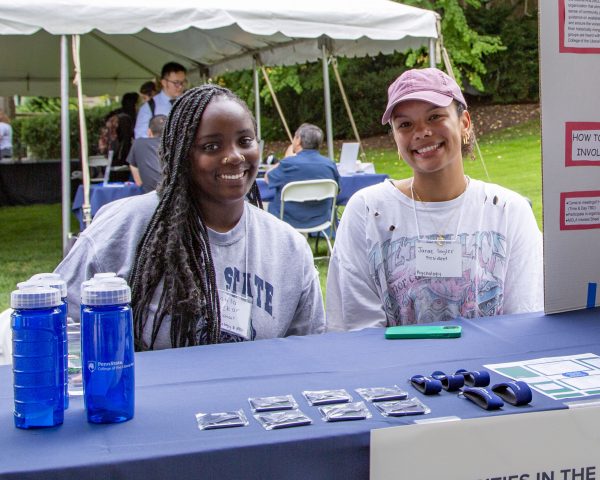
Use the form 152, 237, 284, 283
129, 85, 263, 351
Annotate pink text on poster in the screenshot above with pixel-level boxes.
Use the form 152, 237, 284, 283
565, 122, 600, 166
560, 191, 600, 230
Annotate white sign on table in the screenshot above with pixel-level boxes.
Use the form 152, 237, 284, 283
371, 405, 600, 480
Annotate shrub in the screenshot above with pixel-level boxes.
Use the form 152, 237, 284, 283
13, 105, 112, 160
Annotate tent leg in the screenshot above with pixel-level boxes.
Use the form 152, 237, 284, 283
429, 38, 436, 67
321, 45, 334, 161
60, 35, 71, 257
253, 58, 261, 141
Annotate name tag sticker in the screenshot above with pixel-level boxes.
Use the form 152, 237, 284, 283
219, 289, 252, 340
415, 241, 462, 278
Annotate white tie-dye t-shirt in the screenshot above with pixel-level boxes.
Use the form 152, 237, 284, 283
326, 179, 543, 331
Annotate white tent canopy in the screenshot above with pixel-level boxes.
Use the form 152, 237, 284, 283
0, 0, 438, 95
0, 0, 438, 253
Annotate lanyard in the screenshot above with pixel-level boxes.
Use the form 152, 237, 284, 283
410, 176, 469, 245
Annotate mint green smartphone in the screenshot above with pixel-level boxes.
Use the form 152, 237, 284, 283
385, 325, 462, 339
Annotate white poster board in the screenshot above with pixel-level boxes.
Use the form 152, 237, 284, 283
540, 0, 600, 313
371, 405, 600, 480
338, 142, 360, 174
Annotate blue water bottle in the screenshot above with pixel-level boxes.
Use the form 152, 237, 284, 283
11, 286, 65, 429
81, 280, 135, 423
20, 277, 69, 409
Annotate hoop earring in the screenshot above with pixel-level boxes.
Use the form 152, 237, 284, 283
462, 132, 470, 146
222, 157, 229, 165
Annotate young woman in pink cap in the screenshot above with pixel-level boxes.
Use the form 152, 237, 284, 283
326, 67, 543, 331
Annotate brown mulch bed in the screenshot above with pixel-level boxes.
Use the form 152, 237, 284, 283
468, 103, 540, 136
264, 103, 540, 155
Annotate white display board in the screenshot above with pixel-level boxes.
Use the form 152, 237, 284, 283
371, 405, 600, 480
338, 142, 360, 174
540, 0, 600, 313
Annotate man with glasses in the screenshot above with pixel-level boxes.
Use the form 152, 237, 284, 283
134, 62, 187, 138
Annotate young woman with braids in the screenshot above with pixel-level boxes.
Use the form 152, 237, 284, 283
56, 85, 325, 350
327, 68, 543, 331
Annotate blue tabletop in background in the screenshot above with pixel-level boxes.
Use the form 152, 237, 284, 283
1, 308, 600, 479
72, 175, 388, 231
72, 183, 143, 230
257, 173, 389, 206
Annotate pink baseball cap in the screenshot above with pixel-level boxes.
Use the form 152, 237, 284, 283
381, 68, 467, 124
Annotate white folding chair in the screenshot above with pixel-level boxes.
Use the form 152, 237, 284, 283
0, 308, 13, 366
280, 179, 338, 258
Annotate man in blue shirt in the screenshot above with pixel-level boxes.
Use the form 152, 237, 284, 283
266, 123, 340, 228
134, 62, 187, 138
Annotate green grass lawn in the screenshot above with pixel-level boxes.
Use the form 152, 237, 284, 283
0, 204, 65, 311
0, 119, 541, 312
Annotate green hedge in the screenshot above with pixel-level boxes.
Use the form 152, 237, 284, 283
13, 105, 112, 160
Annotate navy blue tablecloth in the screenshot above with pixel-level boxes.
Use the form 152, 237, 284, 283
2, 308, 600, 479
0, 160, 81, 206
72, 183, 143, 230
257, 173, 389, 206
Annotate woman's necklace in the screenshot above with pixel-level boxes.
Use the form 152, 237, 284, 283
410, 176, 469, 246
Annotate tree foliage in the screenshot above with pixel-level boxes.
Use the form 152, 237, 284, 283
464, 0, 539, 103
17, 96, 79, 114
216, 0, 516, 141
401, 0, 505, 91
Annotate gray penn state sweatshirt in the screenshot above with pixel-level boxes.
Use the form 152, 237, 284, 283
55, 192, 325, 349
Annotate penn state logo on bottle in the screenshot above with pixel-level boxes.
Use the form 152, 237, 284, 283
87, 361, 96, 372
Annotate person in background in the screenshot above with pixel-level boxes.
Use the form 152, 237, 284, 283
139, 81, 158, 103
126, 114, 166, 193
282, 142, 295, 158
55, 85, 325, 351
97, 92, 139, 178
134, 62, 187, 139
109, 112, 134, 182
326, 67, 543, 331
120, 92, 139, 126
0, 111, 13, 159
265, 123, 340, 228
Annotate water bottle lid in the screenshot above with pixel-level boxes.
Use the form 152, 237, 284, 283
81, 279, 97, 290
96, 277, 128, 286
18, 278, 67, 298
93, 272, 117, 280
82, 283, 131, 306
30, 272, 63, 281
11, 286, 62, 309
80, 275, 126, 295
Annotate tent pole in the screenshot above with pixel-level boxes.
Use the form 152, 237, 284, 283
429, 38, 436, 67
321, 45, 334, 160
72, 35, 92, 229
253, 57, 261, 141
60, 35, 71, 256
